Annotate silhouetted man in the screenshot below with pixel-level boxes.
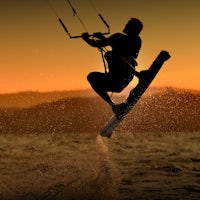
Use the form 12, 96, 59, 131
82, 18, 143, 115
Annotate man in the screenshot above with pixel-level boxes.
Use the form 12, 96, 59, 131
82, 18, 143, 116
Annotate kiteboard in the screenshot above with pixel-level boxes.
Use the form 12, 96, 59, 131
100, 50, 171, 138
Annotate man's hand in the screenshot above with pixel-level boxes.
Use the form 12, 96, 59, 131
81, 32, 89, 41
93, 32, 104, 39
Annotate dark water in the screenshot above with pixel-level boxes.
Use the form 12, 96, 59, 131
1, 131, 200, 199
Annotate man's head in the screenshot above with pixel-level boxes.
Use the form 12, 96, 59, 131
123, 18, 143, 36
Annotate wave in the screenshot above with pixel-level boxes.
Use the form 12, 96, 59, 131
0, 87, 199, 134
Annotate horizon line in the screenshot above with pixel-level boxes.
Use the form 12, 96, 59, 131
0, 86, 199, 95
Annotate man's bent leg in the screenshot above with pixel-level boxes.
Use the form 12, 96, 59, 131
87, 72, 114, 106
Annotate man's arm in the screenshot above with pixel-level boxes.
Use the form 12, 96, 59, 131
81, 32, 108, 48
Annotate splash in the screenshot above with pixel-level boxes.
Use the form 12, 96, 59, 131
95, 135, 109, 156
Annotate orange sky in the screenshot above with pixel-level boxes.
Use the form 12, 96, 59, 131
0, 0, 200, 93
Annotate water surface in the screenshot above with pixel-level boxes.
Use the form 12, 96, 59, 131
1, 131, 200, 199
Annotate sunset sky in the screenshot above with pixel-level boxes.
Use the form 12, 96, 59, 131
1, 0, 200, 93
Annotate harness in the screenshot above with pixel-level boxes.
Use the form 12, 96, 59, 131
98, 48, 109, 73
